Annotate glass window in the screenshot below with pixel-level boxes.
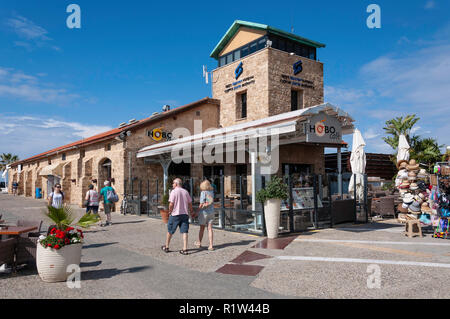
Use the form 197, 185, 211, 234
294, 44, 302, 56
249, 41, 257, 54
234, 50, 241, 60
257, 37, 266, 50
291, 90, 298, 111
62, 153, 66, 161
241, 93, 247, 118
309, 48, 316, 60
219, 56, 226, 67
279, 39, 286, 51
226, 53, 233, 64
286, 41, 293, 53
241, 45, 249, 58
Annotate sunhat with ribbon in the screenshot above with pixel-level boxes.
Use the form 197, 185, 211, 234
407, 159, 420, 171
403, 193, 414, 204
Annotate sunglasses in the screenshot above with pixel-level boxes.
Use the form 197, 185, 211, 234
55, 185, 61, 188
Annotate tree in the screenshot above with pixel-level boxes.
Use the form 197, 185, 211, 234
382, 114, 420, 150
411, 137, 443, 172
0, 153, 19, 171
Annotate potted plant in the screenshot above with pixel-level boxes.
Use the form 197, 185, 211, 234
36, 205, 98, 283
256, 176, 288, 239
159, 178, 172, 224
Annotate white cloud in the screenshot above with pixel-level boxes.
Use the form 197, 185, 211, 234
0, 115, 113, 159
0, 67, 80, 105
425, 0, 435, 9
5, 15, 60, 51
363, 128, 380, 140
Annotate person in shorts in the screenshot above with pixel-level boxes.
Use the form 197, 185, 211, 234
161, 178, 194, 255
85, 184, 99, 215
99, 181, 115, 227
194, 180, 215, 251
12, 181, 18, 196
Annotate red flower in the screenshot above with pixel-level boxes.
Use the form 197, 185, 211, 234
65, 238, 70, 244
50, 228, 56, 234
54, 244, 60, 249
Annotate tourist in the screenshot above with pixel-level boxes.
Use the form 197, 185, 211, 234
85, 184, 100, 216
48, 184, 64, 209
99, 180, 116, 227
161, 178, 194, 255
12, 181, 18, 196
195, 179, 215, 251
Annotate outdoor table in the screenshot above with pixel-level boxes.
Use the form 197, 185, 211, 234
0, 226, 38, 273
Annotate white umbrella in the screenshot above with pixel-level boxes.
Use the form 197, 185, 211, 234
395, 134, 410, 187
397, 134, 410, 163
348, 129, 366, 201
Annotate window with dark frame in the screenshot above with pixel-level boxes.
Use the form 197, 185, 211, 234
291, 90, 298, 111
62, 153, 66, 161
240, 92, 247, 118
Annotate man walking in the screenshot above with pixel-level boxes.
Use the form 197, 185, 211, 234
161, 178, 195, 255
99, 180, 116, 227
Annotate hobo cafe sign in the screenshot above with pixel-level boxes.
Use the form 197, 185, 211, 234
303, 113, 342, 144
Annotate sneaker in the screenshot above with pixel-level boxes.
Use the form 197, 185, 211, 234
107, 221, 112, 226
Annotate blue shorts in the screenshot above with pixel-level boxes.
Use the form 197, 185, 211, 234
168, 214, 189, 234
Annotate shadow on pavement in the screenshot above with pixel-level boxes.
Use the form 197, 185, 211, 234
81, 266, 151, 280
80, 260, 102, 267
83, 242, 119, 249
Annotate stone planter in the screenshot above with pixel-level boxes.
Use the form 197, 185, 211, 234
264, 198, 281, 239
36, 243, 82, 282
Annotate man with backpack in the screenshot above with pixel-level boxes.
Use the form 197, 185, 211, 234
99, 180, 118, 227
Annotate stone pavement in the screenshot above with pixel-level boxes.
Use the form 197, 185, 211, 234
2, 193, 450, 299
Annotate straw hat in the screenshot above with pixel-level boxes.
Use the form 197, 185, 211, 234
403, 193, 414, 204
397, 203, 408, 213
398, 169, 408, 179
399, 180, 410, 189
410, 183, 419, 190
397, 160, 408, 169
408, 201, 421, 214
407, 159, 420, 170
417, 168, 428, 178
421, 202, 432, 213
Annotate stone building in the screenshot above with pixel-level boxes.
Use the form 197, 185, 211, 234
8, 20, 355, 217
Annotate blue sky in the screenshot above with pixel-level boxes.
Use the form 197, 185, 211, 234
0, 0, 449, 160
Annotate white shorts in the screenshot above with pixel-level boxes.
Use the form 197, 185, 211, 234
198, 211, 214, 225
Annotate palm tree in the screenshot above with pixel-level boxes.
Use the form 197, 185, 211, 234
0, 153, 19, 171
382, 114, 420, 150
410, 137, 443, 172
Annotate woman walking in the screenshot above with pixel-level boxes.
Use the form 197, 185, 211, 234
48, 184, 64, 209
195, 180, 215, 251
85, 184, 100, 216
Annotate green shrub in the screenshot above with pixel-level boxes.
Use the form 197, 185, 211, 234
256, 176, 289, 203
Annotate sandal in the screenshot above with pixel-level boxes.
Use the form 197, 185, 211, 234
161, 245, 169, 253
179, 250, 189, 255
208, 247, 214, 251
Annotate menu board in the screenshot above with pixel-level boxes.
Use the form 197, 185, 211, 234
281, 187, 323, 211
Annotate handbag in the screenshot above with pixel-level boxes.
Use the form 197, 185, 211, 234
84, 191, 90, 207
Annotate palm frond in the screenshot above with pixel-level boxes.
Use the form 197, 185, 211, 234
76, 213, 100, 228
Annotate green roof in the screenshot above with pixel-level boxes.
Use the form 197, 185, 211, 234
210, 20, 326, 60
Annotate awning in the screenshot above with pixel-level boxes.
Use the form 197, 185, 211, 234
39, 163, 64, 177
137, 102, 355, 159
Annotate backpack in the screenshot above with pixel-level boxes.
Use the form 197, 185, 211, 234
106, 188, 119, 203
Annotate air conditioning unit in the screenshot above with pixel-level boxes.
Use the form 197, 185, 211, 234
162, 105, 170, 112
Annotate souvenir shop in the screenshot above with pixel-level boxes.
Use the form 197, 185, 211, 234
396, 159, 450, 237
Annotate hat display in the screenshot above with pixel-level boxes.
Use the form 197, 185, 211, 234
421, 202, 432, 213
399, 180, 410, 189
417, 169, 428, 179
403, 193, 414, 204
408, 201, 422, 213
397, 160, 408, 169
407, 159, 420, 171
397, 204, 408, 213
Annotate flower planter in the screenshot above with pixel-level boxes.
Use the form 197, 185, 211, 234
36, 243, 82, 282
264, 198, 281, 239
159, 208, 169, 224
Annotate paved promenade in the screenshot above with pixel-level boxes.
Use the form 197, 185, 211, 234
2, 193, 450, 299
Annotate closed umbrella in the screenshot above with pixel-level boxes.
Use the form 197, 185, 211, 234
348, 129, 366, 202
397, 134, 410, 163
